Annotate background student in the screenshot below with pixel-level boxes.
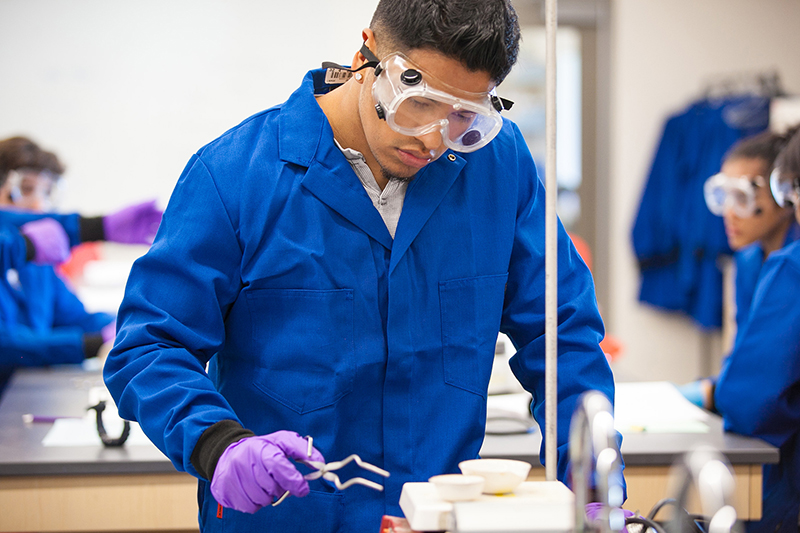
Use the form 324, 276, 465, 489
714, 129, 800, 532
680, 127, 799, 408
0, 135, 163, 395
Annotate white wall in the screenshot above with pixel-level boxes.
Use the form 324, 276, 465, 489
0, 0, 376, 214
608, 0, 800, 382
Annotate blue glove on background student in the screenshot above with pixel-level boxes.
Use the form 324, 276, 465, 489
677, 379, 713, 410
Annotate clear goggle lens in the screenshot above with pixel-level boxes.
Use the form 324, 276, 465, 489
372, 53, 504, 153
769, 167, 800, 208
6, 169, 61, 211
703, 173, 764, 218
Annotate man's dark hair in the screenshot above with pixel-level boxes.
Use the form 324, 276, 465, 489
0, 136, 65, 187
370, 0, 520, 84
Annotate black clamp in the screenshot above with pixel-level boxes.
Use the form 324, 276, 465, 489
87, 400, 130, 447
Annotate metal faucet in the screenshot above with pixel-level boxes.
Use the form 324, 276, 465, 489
667, 446, 740, 533
569, 391, 625, 533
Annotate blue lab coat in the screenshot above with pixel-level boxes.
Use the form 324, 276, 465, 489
0, 262, 113, 393
0, 224, 34, 273
0, 209, 82, 247
733, 222, 800, 339
0, 209, 82, 274
104, 68, 619, 533
716, 239, 800, 533
0, 209, 102, 393
632, 96, 770, 329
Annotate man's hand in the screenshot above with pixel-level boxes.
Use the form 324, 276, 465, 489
211, 430, 325, 513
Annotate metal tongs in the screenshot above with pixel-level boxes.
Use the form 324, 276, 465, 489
272, 436, 390, 506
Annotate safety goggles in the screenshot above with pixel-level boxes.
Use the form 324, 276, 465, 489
6, 168, 61, 211
769, 167, 800, 208
371, 52, 513, 153
703, 172, 766, 218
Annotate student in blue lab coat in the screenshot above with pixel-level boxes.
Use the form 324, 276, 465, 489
679, 129, 800, 407
0, 136, 163, 395
103, 2, 622, 531
714, 129, 800, 533
713, 129, 800, 334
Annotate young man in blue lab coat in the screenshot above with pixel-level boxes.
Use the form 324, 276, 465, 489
715, 129, 800, 533
103, 1, 621, 531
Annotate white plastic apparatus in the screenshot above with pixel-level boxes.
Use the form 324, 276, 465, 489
399, 481, 574, 533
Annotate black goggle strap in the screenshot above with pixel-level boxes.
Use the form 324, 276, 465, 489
492, 95, 514, 112
322, 44, 380, 85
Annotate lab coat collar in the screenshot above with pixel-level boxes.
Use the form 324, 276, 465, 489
389, 155, 465, 273
279, 69, 393, 249
279, 69, 468, 260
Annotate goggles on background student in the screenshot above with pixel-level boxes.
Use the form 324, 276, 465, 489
6, 168, 62, 211
769, 167, 800, 208
370, 52, 514, 153
703, 172, 766, 218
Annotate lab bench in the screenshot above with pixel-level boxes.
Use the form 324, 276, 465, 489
0, 368, 779, 532
480, 414, 778, 520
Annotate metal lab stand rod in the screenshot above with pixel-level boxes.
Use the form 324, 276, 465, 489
544, 0, 558, 483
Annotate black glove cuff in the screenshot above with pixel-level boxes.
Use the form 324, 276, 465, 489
79, 216, 106, 242
191, 419, 255, 481
22, 234, 35, 261
82, 333, 104, 359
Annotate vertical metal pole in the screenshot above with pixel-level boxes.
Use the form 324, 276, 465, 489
544, 0, 558, 483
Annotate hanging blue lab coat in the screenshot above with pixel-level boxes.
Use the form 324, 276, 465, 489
0, 262, 113, 394
715, 239, 800, 533
733, 222, 800, 340
103, 68, 620, 533
632, 96, 769, 329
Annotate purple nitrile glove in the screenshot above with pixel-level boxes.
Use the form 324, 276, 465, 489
586, 502, 636, 532
20, 218, 70, 265
103, 199, 162, 245
211, 430, 325, 513
101, 321, 116, 344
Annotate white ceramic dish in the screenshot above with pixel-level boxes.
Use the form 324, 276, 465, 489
428, 474, 486, 502
458, 458, 531, 494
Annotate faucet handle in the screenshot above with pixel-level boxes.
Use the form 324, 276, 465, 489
666, 446, 739, 533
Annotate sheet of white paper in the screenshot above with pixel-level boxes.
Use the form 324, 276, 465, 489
42, 386, 152, 447
613, 381, 710, 433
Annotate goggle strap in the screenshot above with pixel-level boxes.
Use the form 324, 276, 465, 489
359, 44, 380, 64
321, 45, 380, 86
492, 95, 514, 112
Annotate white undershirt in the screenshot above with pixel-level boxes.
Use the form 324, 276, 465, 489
335, 140, 408, 239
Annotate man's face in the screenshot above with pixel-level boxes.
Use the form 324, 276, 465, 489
357, 48, 495, 182
720, 157, 793, 250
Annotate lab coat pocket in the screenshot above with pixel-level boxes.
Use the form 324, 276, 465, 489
439, 273, 508, 397
247, 288, 355, 414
